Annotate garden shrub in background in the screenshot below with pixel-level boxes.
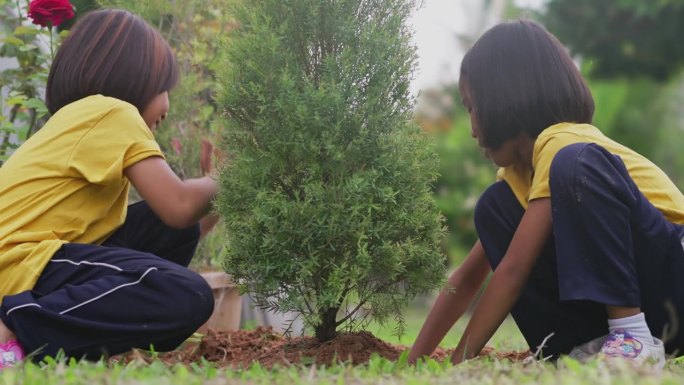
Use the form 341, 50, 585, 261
0, 0, 74, 165
589, 77, 684, 190
216, 0, 447, 342
539, 0, 684, 190
541, 0, 684, 81
432, 113, 495, 261
414, 84, 496, 261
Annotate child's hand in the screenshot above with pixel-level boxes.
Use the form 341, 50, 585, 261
200, 139, 223, 178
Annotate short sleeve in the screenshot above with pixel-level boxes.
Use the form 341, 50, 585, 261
67, 103, 164, 184
529, 135, 568, 201
497, 166, 532, 208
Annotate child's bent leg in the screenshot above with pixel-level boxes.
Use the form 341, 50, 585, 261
103, 200, 201, 267
0, 243, 214, 361
549, 143, 684, 356
475, 181, 607, 357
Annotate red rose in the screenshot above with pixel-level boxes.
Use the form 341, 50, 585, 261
27, 0, 75, 28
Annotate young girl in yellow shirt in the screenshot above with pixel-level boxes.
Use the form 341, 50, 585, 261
409, 19, 684, 367
0, 9, 218, 366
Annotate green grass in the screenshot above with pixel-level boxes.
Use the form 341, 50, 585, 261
367, 299, 527, 351
2, 301, 684, 384
3, 352, 684, 385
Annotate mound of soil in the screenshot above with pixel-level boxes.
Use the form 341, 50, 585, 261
115, 327, 531, 368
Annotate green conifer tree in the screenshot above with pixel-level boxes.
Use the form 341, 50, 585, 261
217, 0, 446, 342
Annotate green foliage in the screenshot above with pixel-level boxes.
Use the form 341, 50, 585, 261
541, 0, 684, 81
57, 0, 99, 31
0, 1, 60, 166
216, 0, 447, 341
432, 113, 495, 260
587, 76, 684, 190
412, 85, 495, 261
652, 72, 684, 189
590, 78, 665, 160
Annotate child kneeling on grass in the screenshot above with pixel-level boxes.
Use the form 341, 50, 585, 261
408, 19, 684, 368
0, 9, 219, 368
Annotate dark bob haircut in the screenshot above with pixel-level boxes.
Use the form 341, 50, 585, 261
460, 19, 594, 150
46, 9, 179, 115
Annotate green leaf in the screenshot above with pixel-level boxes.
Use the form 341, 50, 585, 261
23, 98, 47, 110
18, 43, 38, 52
6, 95, 27, 106
0, 123, 19, 134
14, 26, 40, 36
1, 36, 25, 46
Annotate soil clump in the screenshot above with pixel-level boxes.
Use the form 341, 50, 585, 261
115, 327, 531, 368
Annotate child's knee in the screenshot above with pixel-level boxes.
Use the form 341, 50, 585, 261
550, 142, 589, 181
185, 272, 214, 326
549, 142, 599, 198
165, 269, 214, 329
550, 143, 632, 204
474, 181, 517, 226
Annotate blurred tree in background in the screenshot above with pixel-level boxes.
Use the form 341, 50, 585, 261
416, 86, 495, 258
539, 0, 684, 188
542, 0, 684, 81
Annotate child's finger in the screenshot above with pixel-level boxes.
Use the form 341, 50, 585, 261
200, 139, 214, 176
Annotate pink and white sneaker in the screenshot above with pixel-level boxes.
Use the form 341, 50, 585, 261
570, 330, 666, 369
0, 340, 24, 369
600, 329, 665, 368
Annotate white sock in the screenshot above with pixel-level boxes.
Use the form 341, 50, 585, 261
608, 312, 654, 343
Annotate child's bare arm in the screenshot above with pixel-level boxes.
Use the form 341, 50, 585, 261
451, 198, 552, 364
125, 156, 218, 229
408, 240, 490, 363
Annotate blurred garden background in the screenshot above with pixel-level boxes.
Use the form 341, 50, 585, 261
2, 0, 684, 345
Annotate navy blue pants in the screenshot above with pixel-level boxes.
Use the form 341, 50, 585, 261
0, 201, 214, 361
475, 143, 684, 357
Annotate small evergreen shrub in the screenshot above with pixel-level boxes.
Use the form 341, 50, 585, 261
217, 0, 446, 342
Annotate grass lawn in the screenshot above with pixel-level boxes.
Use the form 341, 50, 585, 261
2, 299, 684, 384
367, 298, 527, 352
4, 348, 684, 385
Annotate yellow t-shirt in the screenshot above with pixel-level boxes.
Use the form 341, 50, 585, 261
0, 95, 163, 298
498, 123, 684, 224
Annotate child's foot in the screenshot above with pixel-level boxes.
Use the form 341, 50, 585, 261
0, 340, 24, 369
599, 329, 665, 368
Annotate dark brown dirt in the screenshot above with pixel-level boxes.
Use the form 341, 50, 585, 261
113, 327, 531, 368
